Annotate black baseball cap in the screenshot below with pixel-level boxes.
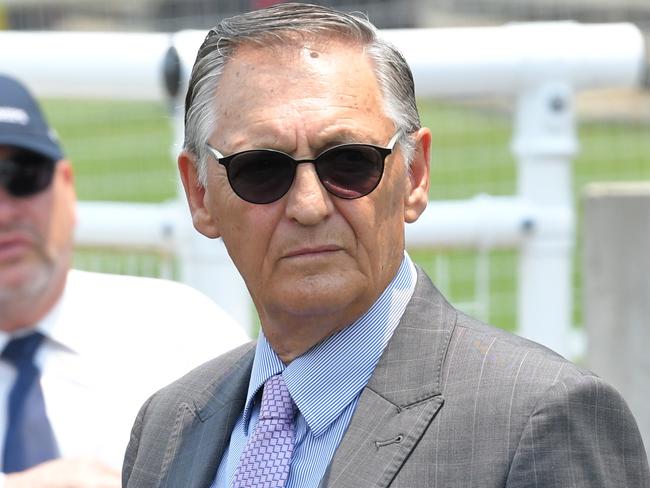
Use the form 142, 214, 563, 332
0, 74, 64, 162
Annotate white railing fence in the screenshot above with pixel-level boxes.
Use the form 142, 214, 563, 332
0, 23, 645, 356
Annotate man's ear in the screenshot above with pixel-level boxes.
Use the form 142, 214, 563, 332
404, 127, 431, 223
55, 159, 77, 226
178, 150, 221, 238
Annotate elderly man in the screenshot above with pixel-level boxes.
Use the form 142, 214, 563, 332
123, 3, 649, 487
0, 74, 248, 487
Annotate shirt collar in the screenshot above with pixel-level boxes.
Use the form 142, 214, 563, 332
37, 270, 85, 355
242, 252, 417, 436
239, 338, 285, 431
5, 270, 88, 356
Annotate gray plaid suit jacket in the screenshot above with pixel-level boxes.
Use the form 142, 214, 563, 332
123, 267, 649, 487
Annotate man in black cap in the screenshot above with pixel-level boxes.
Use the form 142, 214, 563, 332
0, 75, 247, 487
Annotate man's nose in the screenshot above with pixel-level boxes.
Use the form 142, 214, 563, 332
284, 163, 333, 226
0, 187, 20, 224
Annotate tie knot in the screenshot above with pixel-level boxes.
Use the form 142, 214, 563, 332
259, 374, 296, 421
1, 332, 45, 367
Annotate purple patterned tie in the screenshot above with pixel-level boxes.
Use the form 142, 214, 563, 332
232, 374, 297, 488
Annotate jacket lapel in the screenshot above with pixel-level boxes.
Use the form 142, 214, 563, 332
322, 267, 456, 488
161, 347, 255, 488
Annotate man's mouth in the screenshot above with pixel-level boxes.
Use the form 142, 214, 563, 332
283, 245, 341, 259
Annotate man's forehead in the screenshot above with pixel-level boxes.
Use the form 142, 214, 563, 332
218, 40, 374, 102
230, 36, 364, 66
214, 45, 383, 129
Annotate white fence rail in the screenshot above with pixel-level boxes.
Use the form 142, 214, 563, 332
0, 23, 645, 355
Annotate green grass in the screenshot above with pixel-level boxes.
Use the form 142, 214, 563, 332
42, 99, 177, 202
41, 97, 650, 333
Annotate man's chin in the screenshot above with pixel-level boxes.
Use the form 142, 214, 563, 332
271, 273, 369, 317
0, 263, 53, 302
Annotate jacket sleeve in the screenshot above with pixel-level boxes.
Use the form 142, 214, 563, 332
122, 394, 154, 487
506, 372, 649, 487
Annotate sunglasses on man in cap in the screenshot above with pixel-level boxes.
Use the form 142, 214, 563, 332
0, 149, 56, 198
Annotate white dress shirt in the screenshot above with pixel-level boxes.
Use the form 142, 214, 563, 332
0, 269, 249, 473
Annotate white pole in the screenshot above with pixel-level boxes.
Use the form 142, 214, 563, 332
75, 200, 178, 251
167, 38, 255, 337
166, 23, 645, 100
0, 31, 172, 100
383, 22, 644, 97
407, 195, 530, 249
512, 82, 577, 358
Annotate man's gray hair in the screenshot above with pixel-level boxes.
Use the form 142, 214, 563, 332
184, 2, 422, 186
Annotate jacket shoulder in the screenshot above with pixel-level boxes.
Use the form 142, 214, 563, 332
138, 341, 255, 425
122, 341, 255, 486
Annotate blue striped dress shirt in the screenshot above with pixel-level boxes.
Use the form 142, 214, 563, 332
212, 253, 416, 488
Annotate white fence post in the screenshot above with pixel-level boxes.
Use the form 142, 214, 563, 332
168, 38, 255, 336
583, 183, 650, 449
512, 82, 577, 358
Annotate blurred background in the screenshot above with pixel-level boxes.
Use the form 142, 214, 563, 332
1, 0, 648, 334
1, 0, 648, 336
2, 0, 650, 32
1, 0, 648, 447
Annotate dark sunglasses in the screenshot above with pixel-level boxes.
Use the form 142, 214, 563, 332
205, 131, 401, 204
0, 151, 56, 198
